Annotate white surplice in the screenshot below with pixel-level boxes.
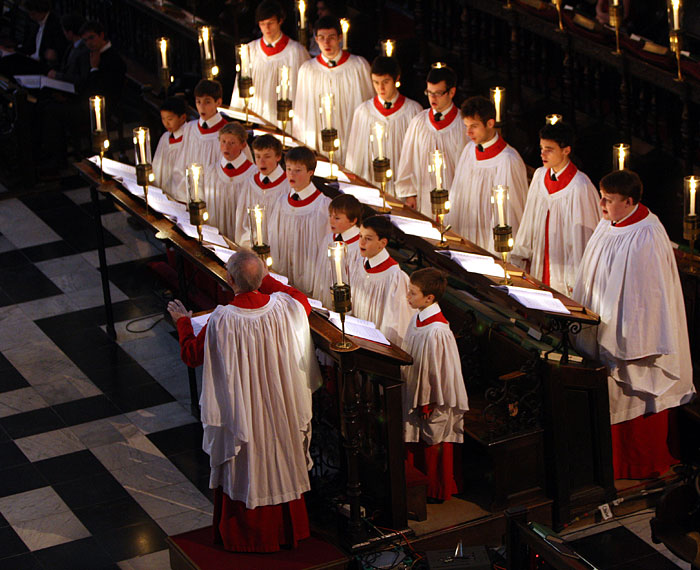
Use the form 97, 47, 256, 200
268, 183, 331, 296
573, 205, 696, 424
203, 154, 257, 244
237, 166, 289, 234
344, 94, 422, 186
201, 292, 322, 508
312, 226, 362, 308
395, 105, 467, 217
292, 52, 373, 163
401, 304, 469, 445
152, 127, 186, 202
181, 114, 228, 171
230, 35, 309, 124
351, 248, 415, 345
512, 163, 600, 295
445, 136, 528, 254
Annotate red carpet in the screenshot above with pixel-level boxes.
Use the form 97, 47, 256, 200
170, 526, 347, 570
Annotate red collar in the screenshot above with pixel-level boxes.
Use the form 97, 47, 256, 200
316, 51, 350, 69
612, 203, 649, 228
344, 233, 360, 245
416, 311, 449, 327
221, 159, 253, 178
364, 256, 398, 274
543, 162, 578, 194
169, 134, 183, 144
260, 34, 290, 57
231, 290, 270, 309
287, 188, 321, 207
255, 171, 286, 189
373, 94, 406, 117
429, 105, 458, 130
198, 119, 227, 135
475, 136, 507, 161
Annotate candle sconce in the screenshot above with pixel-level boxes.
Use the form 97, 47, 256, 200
684, 175, 698, 264
609, 0, 623, 55
491, 184, 513, 285
319, 93, 340, 181
667, 0, 683, 81
428, 149, 451, 247
198, 26, 219, 81
236, 43, 255, 126
133, 127, 154, 214
156, 37, 172, 94
612, 143, 630, 171
248, 204, 273, 267
370, 122, 392, 213
276, 65, 293, 149
89, 96, 110, 182
186, 163, 208, 243
328, 241, 355, 351
490, 86, 506, 129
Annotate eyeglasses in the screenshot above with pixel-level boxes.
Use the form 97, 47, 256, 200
424, 89, 448, 97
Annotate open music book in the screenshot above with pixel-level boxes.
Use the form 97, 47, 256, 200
444, 250, 506, 278
15, 74, 75, 93
328, 312, 390, 345
492, 285, 571, 314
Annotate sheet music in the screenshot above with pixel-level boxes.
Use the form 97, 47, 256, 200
269, 272, 288, 285
328, 312, 390, 345
493, 285, 571, 314
252, 129, 299, 147
389, 215, 441, 240
338, 183, 391, 209
176, 221, 228, 247
205, 245, 236, 263
88, 156, 137, 181
15, 74, 75, 93
218, 107, 266, 125
314, 160, 351, 182
447, 250, 506, 278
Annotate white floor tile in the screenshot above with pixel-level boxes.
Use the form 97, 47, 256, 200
15, 427, 86, 462
0, 387, 48, 417
126, 402, 196, 435
12, 510, 91, 551
0, 486, 70, 524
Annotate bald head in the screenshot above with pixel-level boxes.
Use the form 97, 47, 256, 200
226, 250, 264, 293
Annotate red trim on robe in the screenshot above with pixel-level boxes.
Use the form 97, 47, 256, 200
287, 189, 321, 207
231, 290, 269, 309
542, 210, 551, 286
373, 94, 406, 117
610, 409, 677, 479
221, 160, 254, 178
315, 51, 350, 68
343, 233, 360, 245
475, 136, 507, 161
406, 442, 459, 501
429, 105, 459, 131
198, 119, 228, 135
364, 256, 398, 274
260, 34, 290, 57
169, 134, 183, 144
613, 203, 650, 228
543, 162, 578, 194
416, 311, 449, 327
254, 172, 287, 189
212, 487, 310, 553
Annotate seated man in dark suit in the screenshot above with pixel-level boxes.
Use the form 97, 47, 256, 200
19, 0, 67, 69
47, 14, 88, 86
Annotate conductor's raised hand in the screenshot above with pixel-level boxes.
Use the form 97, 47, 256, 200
167, 299, 192, 322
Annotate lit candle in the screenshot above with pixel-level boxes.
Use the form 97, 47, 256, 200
136, 128, 147, 164
546, 114, 562, 125
374, 123, 385, 159
298, 0, 306, 29
159, 38, 168, 68
493, 87, 503, 123
201, 27, 212, 59
340, 18, 349, 49
333, 244, 344, 285
611, 0, 619, 6
496, 189, 505, 227
672, 0, 680, 30
432, 150, 443, 189
279, 65, 290, 100
690, 177, 697, 216
191, 164, 201, 201
254, 205, 263, 246
94, 96, 103, 132
322, 94, 332, 128
383, 40, 395, 58
618, 146, 626, 169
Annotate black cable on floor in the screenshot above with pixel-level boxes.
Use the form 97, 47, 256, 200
125, 313, 165, 333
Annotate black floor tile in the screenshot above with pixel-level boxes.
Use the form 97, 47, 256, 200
165, 449, 210, 488
33, 537, 117, 570
0, 552, 43, 570
0, 407, 65, 439
0, 526, 29, 559
54, 471, 129, 510
20, 240, 78, 262
94, 519, 168, 562
0, 263, 62, 304
0, 440, 29, 471
74, 496, 153, 535
0, 250, 29, 268
104, 256, 167, 299
568, 526, 661, 569
0, 463, 47, 497
81, 197, 119, 216
0, 511, 8, 527
106, 381, 175, 413
65, 343, 138, 375
0, 358, 29, 393
34, 449, 107, 485
148, 423, 204, 456
0, 425, 9, 443
51, 395, 122, 427
0, 288, 14, 307
20, 190, 75, 212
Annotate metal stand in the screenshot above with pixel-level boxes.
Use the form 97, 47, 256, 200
373, 157, 391, 213
543, 317, 583, 364
331, 284, 354, 351
670, 31, 683, 82
684, 214, 698, 274
322, 128, 339, 181
277, 99, 292, 149
609, 4, 622, 55
493, 225, 513, 285
90, 184, 116, 340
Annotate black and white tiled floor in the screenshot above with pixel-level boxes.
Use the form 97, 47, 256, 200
0, 180, 210, 569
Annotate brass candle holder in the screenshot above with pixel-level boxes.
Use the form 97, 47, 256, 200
609, 1, 623, 55
198, 26, 219, 81
186, 163, 208, 243
667, 0, 683, 81
320, 93, 339, 181
553, 0, 565, 31
276, 65, 293, 149
370, 122, 392, 212
133, 127, 154, 215
428, 149, 451, 247
157, 37, 172, 95
329, 242, 354, 351
249, 205, 273, 267
236, 43, 254, 126
684, 175, 699, 268
297, 0, 308, 48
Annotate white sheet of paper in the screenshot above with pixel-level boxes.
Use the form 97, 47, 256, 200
252, 129, 299, 147
205, 245, 236, 263
314, 160, 350, 182
191, 313, 212, 336
308, 298, 324, 309
176, 221, 228, 247
328, 311, 390, 345
338, 183, 390, 208
493, 285, 571, 314
88, 156, 138, 181
14, 74, 41, 88
447, 250, 506, 278
270, 272, 289, 285
389, 215, 441, 240
218, 107, 266, 125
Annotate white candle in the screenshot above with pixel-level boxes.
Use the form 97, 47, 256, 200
618, 146, 625, 169
192, 166, 200, 201
340, 19, 349, 49
201, 28, 212, 59
298, 0, 306, 29
159, 38, 168, 68
333, 246, 344, 285
672, 0, 680, 30
137, 129, 147, 164
254, 206, 263, 246
279, 65, 289, 100
432, 150, 443, 189
322, 94, 332, 128
690, 177, 697, 216
94, 97, 103, 132
494, 88, 502, 123
383, 40, 394, 58
496, 188, 506, 226
374, 123, 385, 159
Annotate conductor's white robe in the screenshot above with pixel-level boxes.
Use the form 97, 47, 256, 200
402, 304, 469, 446
512, 163, 600, 295
445, 136, 528, 253
351, 248, 415, 345
344, 94, 422, 185
201, 291, 321, 508
573, 204, 696, 424
292, 52, 373, 163
230, 35, 309, 124
268, 183, 331, 296
395, 105, 467, 217
152, 127, 186, 202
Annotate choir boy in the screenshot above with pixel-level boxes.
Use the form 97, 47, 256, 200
446, 96, 528, 253
292, 16, 373, 162
312, 193, 363, 307
344, 56, 422, 185
152, 96, 188, 201
230, 0, 309, 123
512, 121, 600, 294
573, 169, 696, 479
268, 146, 331, 296
395, 65, 467, 217
352, 215, 414, 345
203, 122, 256, 244
239, 134, 289, 219
403, 268, 469, 502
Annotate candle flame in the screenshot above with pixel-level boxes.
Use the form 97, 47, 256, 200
340, 18, 349, 33
298, 0, 306, 28
383, 40, 395, 58
159, 38, 168, 68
